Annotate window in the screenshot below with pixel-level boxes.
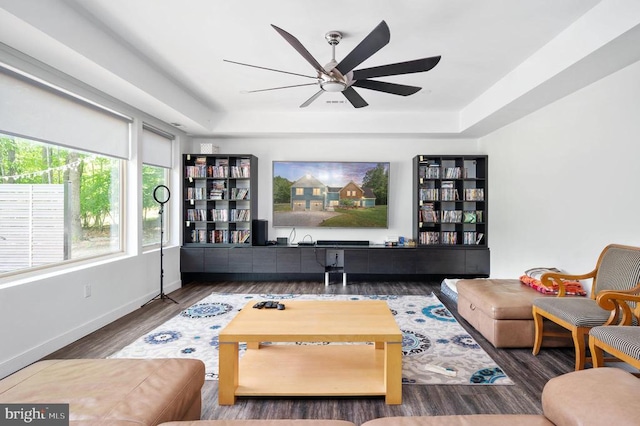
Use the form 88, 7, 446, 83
296, 188, 303, 195
312, 188, 321, 196
142, 164, 169, 246
141, 126, 173, 247
0, 133, 122, 275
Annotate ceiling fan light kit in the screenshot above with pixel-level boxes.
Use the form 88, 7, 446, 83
224, 20, 441, 108
321, 80, 346, 92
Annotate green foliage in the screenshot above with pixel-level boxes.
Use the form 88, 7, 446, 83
0, 137, 74, 183
273, 175, 292, 204
0, 134, 119, 230
79, 157, 117, 228
339, 198, 355, 208
361, 163, 389, 205
142, 165, 166, 214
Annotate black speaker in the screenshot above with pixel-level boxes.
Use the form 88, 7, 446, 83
252, 219, 268, 246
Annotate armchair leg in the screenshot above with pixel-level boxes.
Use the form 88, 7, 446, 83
572, 328, 589, 371
532, 307, 544, 355
589, 335, 605, 367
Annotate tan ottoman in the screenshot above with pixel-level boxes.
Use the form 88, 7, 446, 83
0, 358, 205, 425
457, 279, 568, 348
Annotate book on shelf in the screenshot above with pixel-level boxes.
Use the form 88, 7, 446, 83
441, 210, 462, 223
440, 188, 459, 201
230, 188, 249, 200
230, 209, 251, 222
441, 232, 457, 245
464, 188, 484, 201
209, 180, 226, 200
230, 164, 250, 178
419, 231, 440, 245
443, 167, 462, 179
186, 187, 206, 200
463, 232, 484, 245
190, 229, 208, 243
210, 209, 228, 222
186, 209, 207, 221
207, 165, 228, 178
230, 230, 251, 244
419, 188, 438, 201
419, 164, 440, 179
419, 204, 438, 223
211, 229, 228, 244
185, 165, 207, 178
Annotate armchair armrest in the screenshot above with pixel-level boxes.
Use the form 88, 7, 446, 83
596, 282, 640, 325
540, 269, 596, 297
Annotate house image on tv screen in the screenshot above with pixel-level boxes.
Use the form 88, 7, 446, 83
290, 175, 376, 211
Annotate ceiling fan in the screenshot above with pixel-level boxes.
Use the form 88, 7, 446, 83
224, 20, 441, 108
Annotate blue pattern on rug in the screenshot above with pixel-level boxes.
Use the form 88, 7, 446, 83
109, 293, 513, 385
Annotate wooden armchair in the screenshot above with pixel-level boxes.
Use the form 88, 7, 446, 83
532, 244, 640, 370
589, 286, 640, 369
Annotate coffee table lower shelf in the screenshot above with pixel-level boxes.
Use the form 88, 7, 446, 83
223, 344, 397, 401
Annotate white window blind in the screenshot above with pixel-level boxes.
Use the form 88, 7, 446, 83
142, 125, 173, 168
0, 67, 131, 159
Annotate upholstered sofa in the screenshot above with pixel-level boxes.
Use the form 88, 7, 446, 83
0, 358, 205, 425
160, 367, 640, 426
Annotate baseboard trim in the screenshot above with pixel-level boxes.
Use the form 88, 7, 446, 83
0, 280, 181, 379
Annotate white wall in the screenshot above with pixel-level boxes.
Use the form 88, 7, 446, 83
480, 59, 640, 284
0, 48, 186, 379
185, 137, 481, 245
0, 249, 181, 379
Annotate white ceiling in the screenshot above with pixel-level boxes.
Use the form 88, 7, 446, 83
1, 0, 640, 137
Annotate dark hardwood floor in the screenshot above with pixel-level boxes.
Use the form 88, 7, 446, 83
44, 280, 575, 425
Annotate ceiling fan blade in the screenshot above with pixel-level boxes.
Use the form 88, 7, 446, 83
352, 79, 421, 96
271, 25, 328, 75
223, 59, 317, 80
300, 90, 324, 108
335, 21, 390, 75
342, 87, 368, 108
243, 82, 318, 94
352, 56, 441, 80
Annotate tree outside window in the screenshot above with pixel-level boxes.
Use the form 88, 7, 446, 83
142, 164, 169, 246
0, 134, 121, 275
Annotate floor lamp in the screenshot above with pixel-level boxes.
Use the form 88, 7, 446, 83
142, 184, 178, 307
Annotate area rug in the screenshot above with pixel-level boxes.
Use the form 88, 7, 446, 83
109, 293, 513, 385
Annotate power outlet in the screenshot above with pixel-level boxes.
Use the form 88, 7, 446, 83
84, 284, 91, 298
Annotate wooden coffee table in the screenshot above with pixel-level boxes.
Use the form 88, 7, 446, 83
218, 300, 403, 405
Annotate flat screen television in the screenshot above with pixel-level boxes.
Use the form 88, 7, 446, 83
272, 161, 389, 228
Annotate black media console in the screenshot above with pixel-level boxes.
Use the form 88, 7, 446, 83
180, 245, 490, 282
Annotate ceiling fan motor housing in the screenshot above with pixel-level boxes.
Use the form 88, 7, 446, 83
319, 31, 349, 92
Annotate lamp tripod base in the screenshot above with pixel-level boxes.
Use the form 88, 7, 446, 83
141, 292, 178, 307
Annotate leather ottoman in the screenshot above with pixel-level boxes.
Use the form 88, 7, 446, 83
456, 279, 567, 348
0, 358, 205, 425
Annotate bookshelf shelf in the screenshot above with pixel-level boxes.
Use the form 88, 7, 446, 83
183, 154, 258, 246
413, 155, 488, 248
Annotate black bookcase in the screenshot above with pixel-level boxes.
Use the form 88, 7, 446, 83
413, 155, 488, 248
183, 154, 258, 246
